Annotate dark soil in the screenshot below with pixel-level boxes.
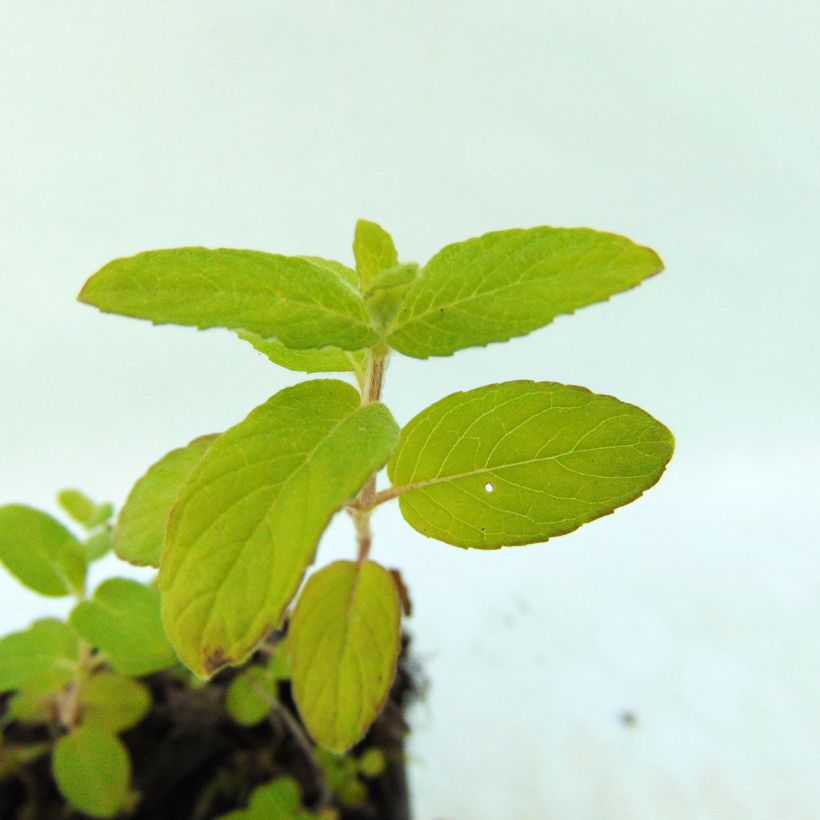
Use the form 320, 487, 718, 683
0, 636, 421, 820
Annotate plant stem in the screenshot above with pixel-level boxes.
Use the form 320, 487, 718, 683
59, 640, 93, 730
353, 349, 387, 564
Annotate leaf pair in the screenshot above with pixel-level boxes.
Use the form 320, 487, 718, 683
78, 221, 662, 371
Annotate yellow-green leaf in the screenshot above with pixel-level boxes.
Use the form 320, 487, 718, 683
79, 248, 377, 351
353, 219, 399, 290
57, 489, 112, 530
79, 673, 151, 733
387, 381, 674, 548
236, 329, 367, 380
115, 435, 218, 567
160, 380, 399, 678
70, 579, 177, 675
289, 560, 401, 753
388, 226, 663, 358
0, 505, 81, 596
52, 726, 130, 818
0, 619, 77, 692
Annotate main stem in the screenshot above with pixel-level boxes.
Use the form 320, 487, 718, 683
353, 349, 387, 564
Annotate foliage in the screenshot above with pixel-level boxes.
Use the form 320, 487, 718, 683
1, 219, 674, 813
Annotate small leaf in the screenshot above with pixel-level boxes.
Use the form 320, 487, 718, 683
115, 435, 218, 567
237, 776, 304, 820
225, 666, 277, 726
0, 505, 81, 596
364, 263, 420, 332
388, 226, 663, 358
52, 725, 130, 818
237, 329, 367, 379
357, 748, 386, 778
289, 560, 401, 753
387, 381, 674, 548
79, 248, 378, 351
79, 673, 151, 733
57, 540, 88, 597
160, 380, 399, 678
8, 668, 73, 722
0, 619, 77, 692
70, 579, 177, 676
57, 490, 112, 529
353, 219, 398, 290
266, 640, 290, 681
82, 526, 114, 563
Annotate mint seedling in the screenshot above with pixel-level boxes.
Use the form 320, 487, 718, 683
73, 220, 674, 755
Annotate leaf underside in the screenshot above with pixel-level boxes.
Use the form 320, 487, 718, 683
387, 380, 674, 548
388, 226, 663, 358
159, 379, 400, 678
236, 329, 367, 378
288, 560, 401, 753
115, 434, 219, 567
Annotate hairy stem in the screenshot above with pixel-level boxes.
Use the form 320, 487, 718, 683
353, 349, 387, 563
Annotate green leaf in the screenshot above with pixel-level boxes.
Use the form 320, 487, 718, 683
52, 726, 130, 818
225, 666, 277, 726
7, 668, 74, 722
79, 673, 151, 733
353, 219, 399, 289
357, 748, 386, 778
237, 329, 367, 379
57, 489, 112, 529
0, 619, 77, 692
160, 379, 399, 678
115, 435, 219, 567
0, 505, 81, 596
289, 560, 401, 753
387, 226, 663, 358
83, 526, 114, 563
70, 579, 177, 676
57, 540, 88, 597
221, 776, 304, 820
79, 247, 378, 351
387, 380, 674, 548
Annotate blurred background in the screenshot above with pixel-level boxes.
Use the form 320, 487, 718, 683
1, 2, 818, 817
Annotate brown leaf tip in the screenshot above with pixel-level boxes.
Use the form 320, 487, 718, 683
203, 647, 230, 675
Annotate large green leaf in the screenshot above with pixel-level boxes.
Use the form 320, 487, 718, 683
0, 619, 78, 692
79, 672, 151, 733
69, 579, 177, 675
0, 505, 81, 596
160, 380, 400, 678
387, 381, 674, 548
289, 560, 401, 753
52, 726, 130, 818
388, 226, 663, 357
236, 329, 367, 379
79, 248, 378, 351
115, 435, 218, 567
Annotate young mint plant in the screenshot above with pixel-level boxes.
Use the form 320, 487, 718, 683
0, 491, 166, 817
77, 220, 675, 753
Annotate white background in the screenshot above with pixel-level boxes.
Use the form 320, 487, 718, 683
1, 2, 819, 818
